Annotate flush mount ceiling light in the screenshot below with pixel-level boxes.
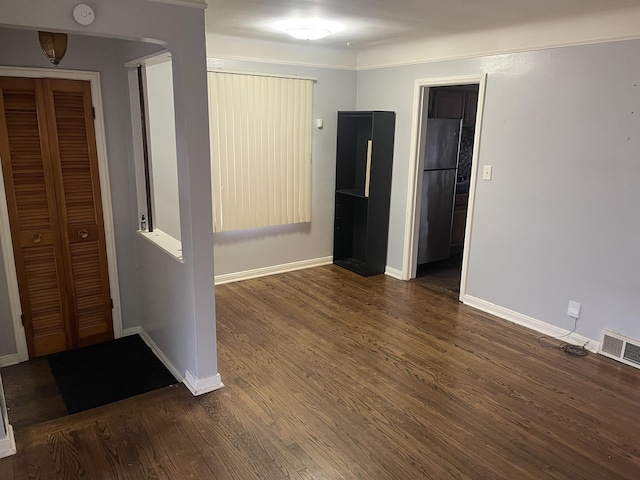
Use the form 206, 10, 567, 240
288, 26, 330, 40
274, 18, 342, 41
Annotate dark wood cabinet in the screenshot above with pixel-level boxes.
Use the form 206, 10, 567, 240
333, 111, 395, 276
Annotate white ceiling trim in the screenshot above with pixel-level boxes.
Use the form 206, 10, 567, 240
206, 33, 357, 70
356, 6, 640, 69
206, 64, 317, 81
148, 0, 207, 9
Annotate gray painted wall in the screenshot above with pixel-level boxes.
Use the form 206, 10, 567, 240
357, 39, 640, 342
209, 58, 357, 276
1, 0, 218, 382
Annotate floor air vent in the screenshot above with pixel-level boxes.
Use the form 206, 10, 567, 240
599, 330, 640, 369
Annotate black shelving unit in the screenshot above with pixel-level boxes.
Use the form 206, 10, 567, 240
333, 111, 396, 276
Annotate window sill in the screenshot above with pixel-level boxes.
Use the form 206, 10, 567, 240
137, 229, 184, 263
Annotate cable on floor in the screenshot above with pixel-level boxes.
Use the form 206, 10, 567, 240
537, 317, 589, 357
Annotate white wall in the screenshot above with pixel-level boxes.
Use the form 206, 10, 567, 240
1, 0, 219, 385
356, 39, 640, 343
207, 56, 357, 277
146, 60, 181, 241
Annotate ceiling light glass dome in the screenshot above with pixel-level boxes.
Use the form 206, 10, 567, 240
274, 18, 342, 41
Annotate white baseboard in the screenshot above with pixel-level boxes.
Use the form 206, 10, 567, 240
462, 295, 599, 352
122, 327, 183, 382
0, 354, 19, 368
184, 370, 224, 396
0, 424, 16, 459
384, 266, 403, 280
121, 327, 141, 337
215, 256, 333, 285
123, 327, 224, 395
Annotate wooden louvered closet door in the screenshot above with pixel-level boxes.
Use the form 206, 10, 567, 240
0, 77, 113, 358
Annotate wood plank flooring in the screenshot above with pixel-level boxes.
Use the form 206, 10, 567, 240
416, 253, 462, 295
1, 358, 68, 431
1, 265, 640, 479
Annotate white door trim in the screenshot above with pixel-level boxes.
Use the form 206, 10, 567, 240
0, 372, 16, 458
0, 66, 123, 362
401, 74, 487, 301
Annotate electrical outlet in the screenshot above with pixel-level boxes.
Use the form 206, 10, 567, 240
567, 301, 581, 319
482, 165, 492, 180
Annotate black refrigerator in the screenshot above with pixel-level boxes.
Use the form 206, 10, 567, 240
417, 118, 462, 265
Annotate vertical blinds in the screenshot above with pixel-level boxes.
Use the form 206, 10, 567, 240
208, 71, 313, 232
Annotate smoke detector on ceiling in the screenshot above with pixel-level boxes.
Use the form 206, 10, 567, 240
73, 4, 95, 26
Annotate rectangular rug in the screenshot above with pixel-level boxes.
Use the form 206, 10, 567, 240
47, 334, 178, 414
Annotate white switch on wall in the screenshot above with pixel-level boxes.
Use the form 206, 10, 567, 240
482, 165, 492, 180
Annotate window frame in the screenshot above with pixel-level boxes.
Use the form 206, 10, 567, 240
127, 52, 183, 262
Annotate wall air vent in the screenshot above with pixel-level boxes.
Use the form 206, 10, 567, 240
598, 330, 640, 370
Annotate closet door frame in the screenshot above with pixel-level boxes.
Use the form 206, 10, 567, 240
0, 66, 123, 362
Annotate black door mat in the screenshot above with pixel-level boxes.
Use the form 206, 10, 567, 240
47, 334, 178, 414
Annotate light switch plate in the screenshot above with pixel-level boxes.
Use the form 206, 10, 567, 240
482, 165, 492, 180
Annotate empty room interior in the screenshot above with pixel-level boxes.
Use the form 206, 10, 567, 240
1, 0, 640, 478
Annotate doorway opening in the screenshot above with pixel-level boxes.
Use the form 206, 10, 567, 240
416, 84, 478, 295
401, 74, 486, 300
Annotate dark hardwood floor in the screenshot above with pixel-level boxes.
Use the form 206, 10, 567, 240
1, 358, 68, 431
2, 265, 640, 479
416, 253, 463, 295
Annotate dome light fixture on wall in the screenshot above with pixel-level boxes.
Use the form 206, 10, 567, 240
38, 31, 68, 67
274, 18, 342, 41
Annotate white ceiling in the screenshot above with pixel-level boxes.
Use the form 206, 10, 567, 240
205, 0, 640, 49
